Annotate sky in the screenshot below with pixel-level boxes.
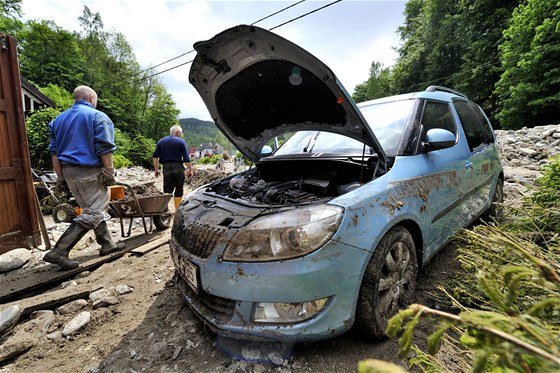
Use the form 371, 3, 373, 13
19, 0, 407, 121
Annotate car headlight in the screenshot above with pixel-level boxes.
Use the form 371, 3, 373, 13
222, 205, 343, 261
253, 297, 330, 323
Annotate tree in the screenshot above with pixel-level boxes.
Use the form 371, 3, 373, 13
142, 81, 180, 140
451, 0, 519, 118
352, 61, 394, 103
38, 83, 73, 108
495, 0, 560, 129
18, 20, 85, 91
77, 5, 108, 89
0, 0, 23, 36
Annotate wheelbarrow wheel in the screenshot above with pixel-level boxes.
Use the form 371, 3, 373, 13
53, 203, 77, 223
153, 209, 172, 230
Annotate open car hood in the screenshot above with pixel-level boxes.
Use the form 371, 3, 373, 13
189, 25, 387, 163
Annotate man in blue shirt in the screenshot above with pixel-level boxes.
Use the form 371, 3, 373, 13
43, 86, 124, 270
152, 125, 193, 211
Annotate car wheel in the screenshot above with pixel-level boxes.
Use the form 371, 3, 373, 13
52, 203, 77, 223
482, 179, 504, 223
355, 226, 418, 339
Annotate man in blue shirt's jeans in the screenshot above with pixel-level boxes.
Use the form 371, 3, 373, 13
152, 125, 194, 211
43, 86, 124, 270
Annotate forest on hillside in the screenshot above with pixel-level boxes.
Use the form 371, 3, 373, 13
353, 0, 559, 130
1, 0, 558, 169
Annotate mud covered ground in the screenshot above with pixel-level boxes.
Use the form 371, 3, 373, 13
0, 159, 532, 373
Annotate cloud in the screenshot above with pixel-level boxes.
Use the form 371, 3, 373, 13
20, 0, 406, 120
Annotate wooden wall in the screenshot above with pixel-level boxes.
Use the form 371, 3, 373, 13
0, 33, 41, 253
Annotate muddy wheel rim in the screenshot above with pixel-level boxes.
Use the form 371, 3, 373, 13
377, 241, 413, 320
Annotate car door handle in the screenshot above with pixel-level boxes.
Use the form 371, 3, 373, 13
465, 160, 473, 169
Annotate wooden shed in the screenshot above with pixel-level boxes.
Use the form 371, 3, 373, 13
0, 33, 42, 254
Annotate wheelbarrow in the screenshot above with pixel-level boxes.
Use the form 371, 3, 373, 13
107, 182, 174, 237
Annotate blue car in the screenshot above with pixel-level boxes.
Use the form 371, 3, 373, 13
171, 25, 503, 343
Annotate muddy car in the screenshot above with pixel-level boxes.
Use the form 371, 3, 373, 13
170, 25, 503, 343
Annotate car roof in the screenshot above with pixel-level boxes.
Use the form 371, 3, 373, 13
358, 86, 470, 108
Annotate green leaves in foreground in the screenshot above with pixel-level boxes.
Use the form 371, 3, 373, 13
387, 221, 560, 372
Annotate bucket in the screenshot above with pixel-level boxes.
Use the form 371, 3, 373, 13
109, 185, 125, 200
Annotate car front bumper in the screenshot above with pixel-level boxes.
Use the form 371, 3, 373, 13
170, 238, 370, 343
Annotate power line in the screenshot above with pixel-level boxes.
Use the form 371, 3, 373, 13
270, 0, 342, 31
139, 0, 344, 81
135, 0, 309, 78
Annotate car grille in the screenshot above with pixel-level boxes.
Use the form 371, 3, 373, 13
172, 217, 226, 259
175, 273, 236, 323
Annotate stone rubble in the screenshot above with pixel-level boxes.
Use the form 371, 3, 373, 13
495, 124, 560, 206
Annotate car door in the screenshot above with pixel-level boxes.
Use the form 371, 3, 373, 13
452, 99, 500, 220
412, 99, 473, 262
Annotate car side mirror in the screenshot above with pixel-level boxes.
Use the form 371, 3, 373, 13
261, 145, 273, 157
423, 128, 456, 151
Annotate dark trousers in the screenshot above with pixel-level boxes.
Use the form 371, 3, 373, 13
162, 162, 185, 197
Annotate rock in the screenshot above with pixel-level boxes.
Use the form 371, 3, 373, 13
56, 299, 88, 315
0, 305, 22, 336
0, 330, 36, 363
62, 311, 91, 337
115, 284, 134, 295
29, 310, 55, 336
519, 147, 537, 157
89, 288, 112, 302
0, 248, 32, 273
46, 331, 62, 340
92, 296, 120, 309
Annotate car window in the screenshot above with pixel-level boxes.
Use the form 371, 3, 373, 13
453, 100, 494, 151
274, 131, 369, 155
359, 99, 415, 155
420, 101, 456, 135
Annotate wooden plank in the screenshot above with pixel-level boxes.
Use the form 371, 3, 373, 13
130, 235, 169, 256
2, 288, 92, 317
0, 231, 169, 304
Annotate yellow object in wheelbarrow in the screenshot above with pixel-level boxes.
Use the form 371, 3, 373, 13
109, 185, 125, 200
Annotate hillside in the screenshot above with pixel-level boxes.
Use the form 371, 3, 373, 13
179, 118, 221, 149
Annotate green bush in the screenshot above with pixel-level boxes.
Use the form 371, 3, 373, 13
126, 134, 156, 168
533, 155, 560, 208
196, 154, 222, 165
25, 107, 62, 169
113, 153, 132, 169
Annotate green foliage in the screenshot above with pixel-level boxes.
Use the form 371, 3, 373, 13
494, 0, 560, 129
387, 158, 560, 372
353, 61, 394, 103
113, 153, 132, 169
532, 155, 560, 208
142, 81, 180, 140
0, 0, 23, 35
125, 134, 155, 168
180, 118, 221, 148
38, 83, 73, 108
196, 154, 222, 165
18, 20, 85, 92
25, 107, 61, 168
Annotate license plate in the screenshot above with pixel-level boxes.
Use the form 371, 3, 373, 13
174, 252, 199, 293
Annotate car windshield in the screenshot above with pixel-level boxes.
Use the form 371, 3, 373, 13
273, 99, 415, 157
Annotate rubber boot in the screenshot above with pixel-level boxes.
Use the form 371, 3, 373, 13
43, 222, 88, 270
95, 221, 125, 256
173, 197, 183, 211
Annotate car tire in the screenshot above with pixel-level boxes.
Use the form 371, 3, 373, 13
52, 203, 77, 223
355, 226, 418, 339
482, 179, 504, 223
153, 210, 173, 230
